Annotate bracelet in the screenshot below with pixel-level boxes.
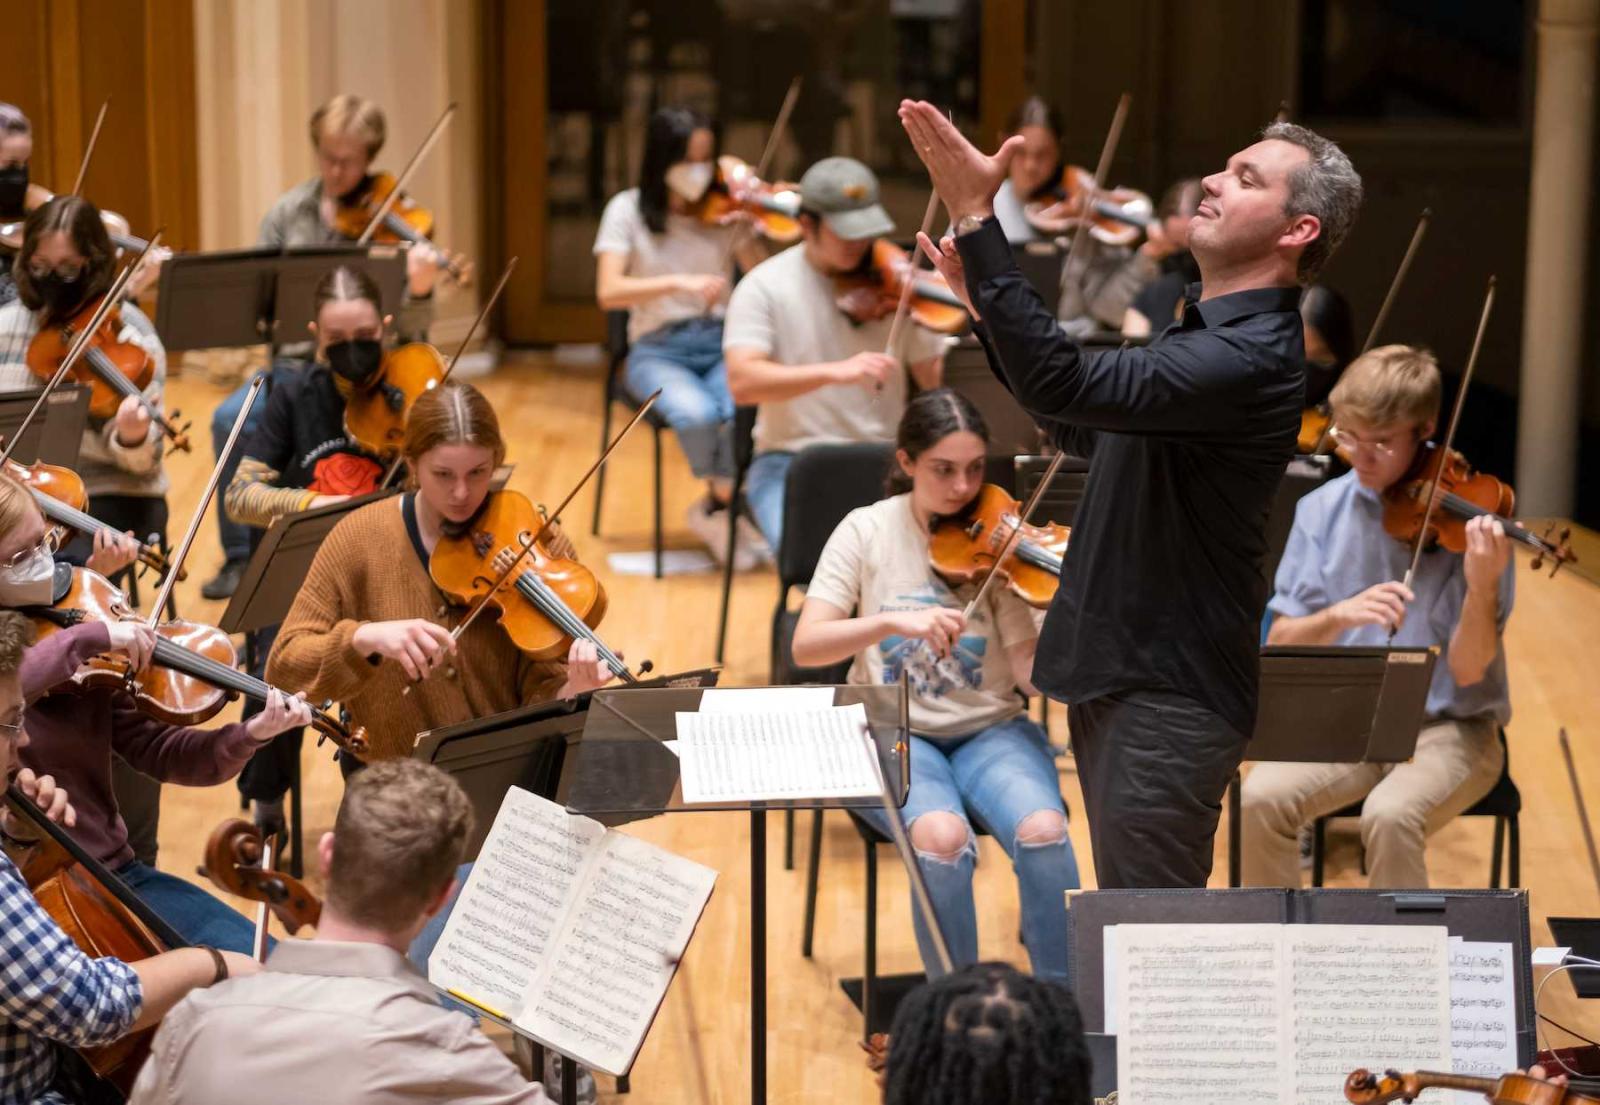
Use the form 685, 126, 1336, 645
199, 944, 228, 985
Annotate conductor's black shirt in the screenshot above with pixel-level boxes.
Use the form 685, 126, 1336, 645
956, 217, 1305, 737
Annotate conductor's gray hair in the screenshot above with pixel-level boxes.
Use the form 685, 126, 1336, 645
1261, 121, 1363, 283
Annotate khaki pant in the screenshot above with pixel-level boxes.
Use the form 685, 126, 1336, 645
1240, 717, 1503, 889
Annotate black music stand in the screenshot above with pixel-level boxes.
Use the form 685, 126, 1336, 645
1013, 453, 1091, 525
0, 385, 91, 467
564, 682, 912, 1105
154, 245, 407, 353
1226, 645, 1438, 886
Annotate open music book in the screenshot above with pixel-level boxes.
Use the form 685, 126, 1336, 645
427, 786, 717, 1076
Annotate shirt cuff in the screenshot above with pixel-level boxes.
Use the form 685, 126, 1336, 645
952, 217, 1016, 287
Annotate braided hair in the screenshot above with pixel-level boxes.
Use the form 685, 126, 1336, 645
883, 962, 1091, 1105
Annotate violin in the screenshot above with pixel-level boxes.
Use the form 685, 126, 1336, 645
330, 172, 473, 285
342, 342, 447, 459
1381, 442, 1576, 574
429, 489, 640, 684
26, 565, 367, 754
835, 239, 970, 334
1024, 164, 1155, 246
24, 294, 192, 452
691, 155, 803, 243
4, 783, 184, 1095
0, 184, 154, 256
3, 455, 177, 579
197, 819, 320, 935
1346, 1067, 1600, 1105
929, 483, 1068, 610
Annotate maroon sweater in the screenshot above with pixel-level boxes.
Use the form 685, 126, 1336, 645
18, 621, 261, 869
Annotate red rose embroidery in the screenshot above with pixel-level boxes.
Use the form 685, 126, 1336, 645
310, 453, 382, 496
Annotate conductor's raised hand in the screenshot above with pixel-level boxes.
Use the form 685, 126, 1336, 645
351, 618, 457, 682
897, 99, 1021, 224
915, 232, 978, 321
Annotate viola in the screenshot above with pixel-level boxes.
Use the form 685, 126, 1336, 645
835, 239, 970, 334
3, 456, 177, 579
26, 566, 367, 755
429, 489, 639, 683
1346, 1067, 1600, 1105
198, 819, 320, 935
342, 342, 447, 459
4, 784, 184, 1095
330, 172, 473, 285
24, 294, 192, 452
1381, 442, 1576, 574
1023, 164, 1155, 246
691, 155, 803, 243
929, 483, 1068, 610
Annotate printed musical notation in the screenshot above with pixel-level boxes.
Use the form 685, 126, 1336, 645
1447, 938, 1516, 1105
426, 787, 717, 1076
674, 702, 880, 803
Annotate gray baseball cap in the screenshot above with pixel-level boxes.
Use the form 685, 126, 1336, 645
798, 157, 896, 241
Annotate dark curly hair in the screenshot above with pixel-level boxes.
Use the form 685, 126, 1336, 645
11, 194, 115, 320
883, 962, 1091, 1105
0, 609, 35, 678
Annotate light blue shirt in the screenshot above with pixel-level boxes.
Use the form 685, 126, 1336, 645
1270, 470, 1515, 724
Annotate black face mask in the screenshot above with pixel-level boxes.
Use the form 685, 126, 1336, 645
31, 271, 85, 315
325, 338, 384, 385
0, 165, 26, 215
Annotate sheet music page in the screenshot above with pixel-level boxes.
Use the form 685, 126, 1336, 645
427, 787, 604, 1017
516, 830, 717, 1076
1448, 938, 1517, 1105
1114, 924, 1287, 1105
674, 702, 879, 802
1285, 925, 1451, 1105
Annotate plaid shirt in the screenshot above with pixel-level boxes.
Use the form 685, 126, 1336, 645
0, 850, 143, 1104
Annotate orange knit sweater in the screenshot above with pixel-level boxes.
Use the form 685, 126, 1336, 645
266, 496, 568, 761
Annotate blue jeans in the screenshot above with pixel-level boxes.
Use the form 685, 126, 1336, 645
408, 861, 478, 1015
117, 860, 265, 956
623, 318, 733, 480
211, 372, 270, 563
859, 714, 1079, 983
744, 450, 794, 550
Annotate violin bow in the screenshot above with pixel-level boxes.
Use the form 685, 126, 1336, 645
881, 188, 945, 367
1311, 208, 1432, 455
379, 256, 519, 488
251, 835, 275, 963
1055, 92, 1132, 298
357, 102, 458, 246
0, 230, 161, 467
144, 375, 264, 624
69, 99, 110, 197
1393, 275, 1496, 635
1558, 728, 1600, 902
960, 451, 1067, 622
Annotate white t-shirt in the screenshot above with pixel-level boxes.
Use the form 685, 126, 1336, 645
993, 178, 1039, 244
806, 494, 1042, 739
593, 188, 735, 344
723, 245, 948, 455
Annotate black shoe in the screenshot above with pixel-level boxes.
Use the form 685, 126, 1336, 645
201, 559, 247, 600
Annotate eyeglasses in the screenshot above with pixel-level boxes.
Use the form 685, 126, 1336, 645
0, 720, 24, 742
25, 261, 86, 283
1327, 425, 1400, 459
1, 534, 56, 572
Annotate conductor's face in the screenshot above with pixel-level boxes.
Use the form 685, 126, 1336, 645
1191, 139, 1313, 270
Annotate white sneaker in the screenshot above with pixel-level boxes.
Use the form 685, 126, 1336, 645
733, 511, 773, 568
684, 495, 734, 565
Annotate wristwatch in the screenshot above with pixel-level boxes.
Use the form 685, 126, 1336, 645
954, 214, 988, 238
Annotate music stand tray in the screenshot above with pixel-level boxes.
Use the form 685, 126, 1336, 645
0, 385, 91, 467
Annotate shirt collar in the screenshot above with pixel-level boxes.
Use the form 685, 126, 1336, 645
1180, 283, 1302, 329
265, 939, 431, 996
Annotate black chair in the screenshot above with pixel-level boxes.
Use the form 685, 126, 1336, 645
1310, 728, 1521, 888
714, 404, 758, 664
590, 309, 669, 578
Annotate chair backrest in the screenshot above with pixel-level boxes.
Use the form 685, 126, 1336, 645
1013, 454, 1092, 526
942, 339, 1044, 458
731, 405, 758, 474
777, 441, 896, 589
605, 309, 629, 369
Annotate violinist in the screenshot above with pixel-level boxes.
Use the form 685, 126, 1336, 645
1241, 345, 1514, 890
0, 473, 313, 954
0, 610, 261, 1105
0, 103, 31, 307
725, 157, 946, 549
789, 390, 1078, 984
204, 93, 450, 602
1118, 177, 1205, 337
594, 106, 769, 567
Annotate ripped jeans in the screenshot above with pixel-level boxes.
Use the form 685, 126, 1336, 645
858, 714, 1079, 983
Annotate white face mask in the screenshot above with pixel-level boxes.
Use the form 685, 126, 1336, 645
0, 544, 57, 607
665, 160, 715, 204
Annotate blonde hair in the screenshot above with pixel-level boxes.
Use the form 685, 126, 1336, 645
309, 94, 387, 159
402, 381, 506, 470
326, 759, 473, 930
1329, 343, 1441, 429
0, 473, 40, 539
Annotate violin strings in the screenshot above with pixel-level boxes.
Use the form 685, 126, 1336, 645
511, 570, 631, 678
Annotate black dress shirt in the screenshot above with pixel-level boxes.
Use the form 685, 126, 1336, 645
956, 217, 1305, 736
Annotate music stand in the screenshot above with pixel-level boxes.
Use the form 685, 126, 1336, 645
154, 245, 407, 353
565, 682, 911, 1105
1014, 453, 1091, 526
0, 385, 91, 467
1226, 645, 1438, 886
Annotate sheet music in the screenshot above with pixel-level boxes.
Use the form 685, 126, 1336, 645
1115, 924, 1286, 1105
697, 687, 834, 714
674, 703, 879, 802
517, 831, 716, 1076
427, 787, 604, 1017
1448, 938, 1516, 1105
1285, 925, 1451, 1105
